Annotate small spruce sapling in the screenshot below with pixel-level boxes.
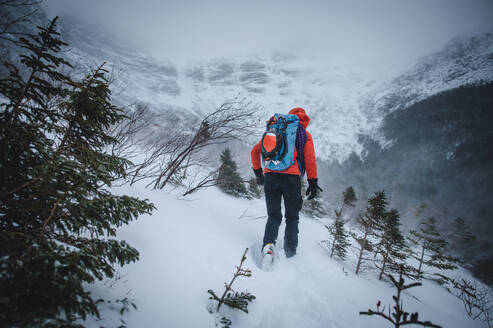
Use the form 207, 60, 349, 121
326, 186, 356, 259
360, 267, 442, 328
354, 191, 387, 274
374, 208, 410, 280
247, 177, 262, 199
208, 248, 256, 313
217, 148, 247, 197
408, 217, 458, 282
216, 316, 232, 328
448, 217, 478, 265
343, 186, 357, 206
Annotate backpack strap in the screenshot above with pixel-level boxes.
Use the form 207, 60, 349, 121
295, 124, 308, 176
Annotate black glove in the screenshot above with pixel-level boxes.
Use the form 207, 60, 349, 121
306, 178, 323, 200
253, 168, 264, 186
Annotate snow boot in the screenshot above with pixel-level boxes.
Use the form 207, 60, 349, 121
261, 243, 275, 269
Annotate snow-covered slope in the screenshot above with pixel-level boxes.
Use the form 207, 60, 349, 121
84, 183, 483, 328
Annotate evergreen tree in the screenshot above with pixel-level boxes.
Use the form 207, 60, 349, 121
327, 187, 356, 259
342, 186, 357, 206
448, 217, 478, 265
0, 18, 154, 327
374, 208, 410, 280
415, 202, 427, 218
217, 147, 247, 197
302, 192, 328, 218
472, 257, 493, 286
408, 217, 458, 282
354, 191, 387, 274
247, 177, 262, 199
326, 218, 351, 259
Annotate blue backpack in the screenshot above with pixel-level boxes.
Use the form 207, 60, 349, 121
260, 114, 307, 175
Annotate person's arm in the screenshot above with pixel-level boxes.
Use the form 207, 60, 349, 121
251, 142, 262, 170
304, 131, 317, 180
251, 142, 264, 185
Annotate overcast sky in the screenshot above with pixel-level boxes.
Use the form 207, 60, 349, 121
42, 0, 493, 68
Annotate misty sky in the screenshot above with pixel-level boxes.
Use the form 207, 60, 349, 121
42, 0, 493, 68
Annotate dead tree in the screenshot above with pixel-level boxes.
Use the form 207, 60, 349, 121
111, 98, 258, 194
152, 100, 257, 189
129, 99, 258, 191
181, 166, 218, 196
452, 277, 493, 328
109, 103, 155, 159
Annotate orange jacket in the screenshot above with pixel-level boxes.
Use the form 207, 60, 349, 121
251, 107, 318, 179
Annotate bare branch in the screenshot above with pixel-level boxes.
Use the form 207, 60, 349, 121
452, 276, 493, 326
115, 98, 260, 193
0, 0, 42, 43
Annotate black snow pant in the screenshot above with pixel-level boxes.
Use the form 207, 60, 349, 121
262, 172, 303, 257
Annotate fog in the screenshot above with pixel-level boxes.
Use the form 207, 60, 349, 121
42, 0, 493, 68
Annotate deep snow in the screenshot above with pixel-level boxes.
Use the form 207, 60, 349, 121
83, 183, 483, 328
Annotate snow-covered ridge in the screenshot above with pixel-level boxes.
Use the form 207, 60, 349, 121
60, 22, 492, 161
53, 15, 385, 161
5, 8, 493, 162
362, 33, 493, 125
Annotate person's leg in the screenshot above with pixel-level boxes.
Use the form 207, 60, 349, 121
282, 174, 302, 257
262, 173, 283, 247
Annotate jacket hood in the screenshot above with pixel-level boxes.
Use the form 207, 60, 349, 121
289, 107, 310, 128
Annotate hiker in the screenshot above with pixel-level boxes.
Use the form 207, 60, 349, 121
251, 107, 322, 259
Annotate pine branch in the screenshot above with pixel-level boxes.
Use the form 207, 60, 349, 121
0, 177, 40, 199
40, 195, 61, 236
9, 16, 64, 123
0, 12, 156, 326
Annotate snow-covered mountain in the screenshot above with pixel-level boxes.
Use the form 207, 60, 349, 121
362, 33, 493, 127
57, 14, 381, 161
4, 8, 492, 161
59, 15, 493, 161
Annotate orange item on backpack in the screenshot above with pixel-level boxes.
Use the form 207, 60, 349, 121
262, 132, 278, 154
